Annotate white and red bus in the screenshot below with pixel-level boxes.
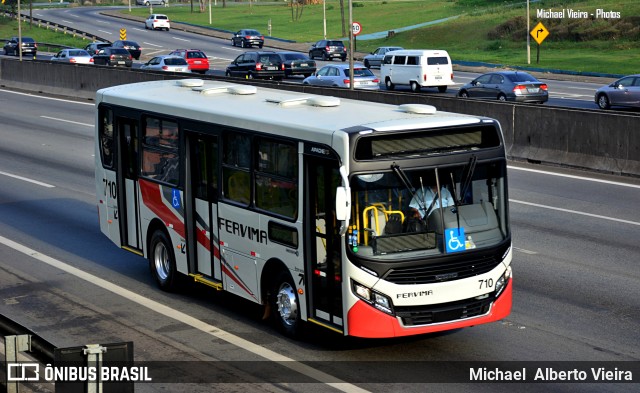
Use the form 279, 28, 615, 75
95, 79, 512, 338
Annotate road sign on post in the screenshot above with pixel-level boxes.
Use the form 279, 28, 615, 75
352, 21, 361, 53
529, 22, 548, 64
530, 22, 549, 45
120, 28, 127, 41
352, 21, 362, 36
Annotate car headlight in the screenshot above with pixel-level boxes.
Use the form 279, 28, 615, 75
352, 280, 394, 315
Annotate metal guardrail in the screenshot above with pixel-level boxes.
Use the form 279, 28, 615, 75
0, 314, 55, 365
1, 10, 111, 48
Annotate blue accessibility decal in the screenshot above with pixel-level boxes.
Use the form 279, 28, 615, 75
445, 228, 466, 253
171, 188, 181, 209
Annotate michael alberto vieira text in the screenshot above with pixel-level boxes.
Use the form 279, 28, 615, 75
470, 367, 633, 382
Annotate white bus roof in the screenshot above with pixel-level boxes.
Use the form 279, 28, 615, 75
97, 79, 484, 146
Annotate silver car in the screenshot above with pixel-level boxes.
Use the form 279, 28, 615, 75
140, 55, 191, 73
363, 46, 403, 69
50, 49, 93, 64
302, 64, 380, 90
594, 74, 640, 110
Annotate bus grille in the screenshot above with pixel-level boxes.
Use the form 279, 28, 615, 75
383, 255, 500, 285
395, 296, 494, 326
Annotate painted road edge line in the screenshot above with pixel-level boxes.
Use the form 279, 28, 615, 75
0, 234, 369, 393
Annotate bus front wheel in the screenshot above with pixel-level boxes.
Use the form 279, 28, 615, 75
270, 271, 302, 337
149, 230, 178, 291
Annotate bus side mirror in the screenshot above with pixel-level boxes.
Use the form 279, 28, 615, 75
335, 186, 350, 221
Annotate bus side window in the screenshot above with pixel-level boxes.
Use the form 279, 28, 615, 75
222, 133, 251, 205
99, 107, 114, 169
255, 138, 298, 219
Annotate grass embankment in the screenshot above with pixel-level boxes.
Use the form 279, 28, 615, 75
0, 16, 94, 51
2, 0, 639, 75
123, 0, 640, 75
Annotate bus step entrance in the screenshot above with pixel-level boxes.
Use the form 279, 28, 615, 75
190, 274, 223, 290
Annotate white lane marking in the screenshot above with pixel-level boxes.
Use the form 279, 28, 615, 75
0, 171, 55, 188
513, 247, 537, 255
40, 116, 92, 127
508, 165, 640, 189
143, 49, 165, 56
0, 235, 369, 393
143, 42, 163, 48
62, 20, 74, 25
510, 199, 640, 227
173, 37, 190, 42
98, 29, 113, 35
0, 89, 94, 106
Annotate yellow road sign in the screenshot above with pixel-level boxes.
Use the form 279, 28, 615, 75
530, 22, 549, 45
120, 29, 127, 41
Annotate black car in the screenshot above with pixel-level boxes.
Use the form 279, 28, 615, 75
225, 52, 284, 80
308, 40, 346, 61
84, 41, 111, 55
3, 36, 37, 58
231, 29, 264, 48
93, 48, 133, 67
111, 40, 142, 60
275, 52, 316, 78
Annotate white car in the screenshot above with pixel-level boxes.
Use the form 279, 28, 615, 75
136, 0, 165, 5
145, 14, 170, 31
140, 55, 190, 73
50, 49, 94, 64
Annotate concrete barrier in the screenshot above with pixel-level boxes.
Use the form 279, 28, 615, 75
1, 58, 639, 177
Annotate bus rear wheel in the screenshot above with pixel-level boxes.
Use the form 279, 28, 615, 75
149, 230, 178, 291
270, 271, 302, 337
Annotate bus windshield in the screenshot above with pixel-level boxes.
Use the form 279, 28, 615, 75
347, 159, 508, 259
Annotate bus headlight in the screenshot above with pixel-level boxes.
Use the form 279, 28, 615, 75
495, 266, 512, 297
351, 280, 394, 315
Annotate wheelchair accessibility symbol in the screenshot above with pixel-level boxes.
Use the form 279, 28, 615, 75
445, 228, 466, 253
171, 188, 181, 209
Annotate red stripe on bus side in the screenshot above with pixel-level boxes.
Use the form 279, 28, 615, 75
139, 179, 185, 238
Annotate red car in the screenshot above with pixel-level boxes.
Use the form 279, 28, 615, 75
168, 49, 210, 74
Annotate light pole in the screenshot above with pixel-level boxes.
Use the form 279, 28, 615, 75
527, 0, 531, 64
323, 0, 326, 39
348, 0, 353, 90
18, 0, 22, 61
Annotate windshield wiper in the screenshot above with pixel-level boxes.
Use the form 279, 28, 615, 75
391, 163, 430, 218
459, 155, 477, 204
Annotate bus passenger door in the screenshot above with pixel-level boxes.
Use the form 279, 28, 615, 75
116, 117, 142, 252
305, 157, 344, 331
187, 134, 222, 281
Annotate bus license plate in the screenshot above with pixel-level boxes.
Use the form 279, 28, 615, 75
435, 75, 443, 80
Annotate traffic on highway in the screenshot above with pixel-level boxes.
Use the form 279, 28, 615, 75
2, 6, 634, 112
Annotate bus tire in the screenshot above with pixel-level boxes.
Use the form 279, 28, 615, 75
270, 270, 302, 337
149, 230, 178, 291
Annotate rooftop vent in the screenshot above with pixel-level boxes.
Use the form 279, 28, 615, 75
398, 104, 437, 115
192, 85, 258, 95
265, 96, 341, 107
176, 79, 204, 88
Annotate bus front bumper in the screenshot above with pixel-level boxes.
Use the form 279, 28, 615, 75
346, 278, 512, 338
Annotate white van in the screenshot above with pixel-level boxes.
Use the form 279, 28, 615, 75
380, 49, 454, 92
